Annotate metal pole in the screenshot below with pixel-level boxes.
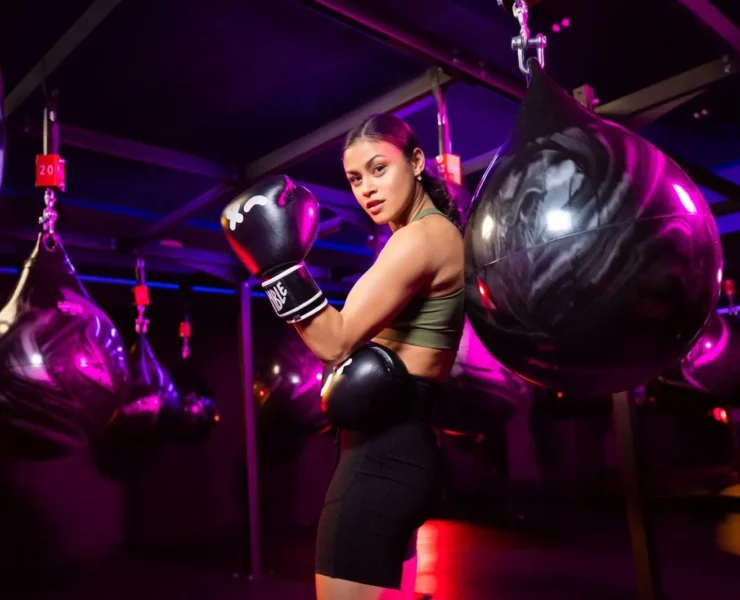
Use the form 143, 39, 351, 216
239, 281, 261, 581
612, 390, 662, 600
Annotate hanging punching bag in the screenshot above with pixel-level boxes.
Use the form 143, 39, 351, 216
464, 58, 722, 395
126, 332, 181, 436
171, 309, 220, 444
0, 234, 130, 457
94, 269, 180, 477
111, 260, 181, 441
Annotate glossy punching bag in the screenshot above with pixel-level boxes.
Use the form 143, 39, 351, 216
0, 203, 129, 455
435, 318, 530, 434
127, 260, 182, 443
171, 304, 220, 444
464, 57, 722, 395
253, 327, 328, 435
664, 281, 740, 399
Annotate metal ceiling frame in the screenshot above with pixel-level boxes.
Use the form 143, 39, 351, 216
15, 67, 451, 248
4, 0, 127, 118
0, 226, 355, 295
677, 0, 740, 52
301, 1, 740, 216
302, 0, 526, 101
460, 56, 740, 206
595, 55, 737, 126
152, 68, 454, 238
6, 0, 740, 267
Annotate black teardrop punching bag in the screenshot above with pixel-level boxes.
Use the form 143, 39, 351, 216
0, 234, 130, 457
173, 362, 219, 444
464, 59, 723, 395
94, 279, 180, 478
171, 311, 220, 444
117, 333, 181, 439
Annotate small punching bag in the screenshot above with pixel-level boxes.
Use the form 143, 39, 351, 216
171, 301, 220, 444
464, 58, 722, 395
0, 209, 129, 458
253, 327, 328, 435
127, 259, 182, 441
103, 259, 179, 443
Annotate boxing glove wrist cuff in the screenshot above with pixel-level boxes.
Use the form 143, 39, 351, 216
262, 263, 328, 324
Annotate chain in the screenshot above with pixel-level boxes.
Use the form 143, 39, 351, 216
39, 188, 58, 235
134, 255, 150, 335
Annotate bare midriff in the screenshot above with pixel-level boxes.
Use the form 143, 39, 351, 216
372, 337, 457, 381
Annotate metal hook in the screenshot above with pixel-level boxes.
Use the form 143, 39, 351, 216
501, 0, 547, 82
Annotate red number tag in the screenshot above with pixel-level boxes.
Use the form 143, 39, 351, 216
35, 154, 66, 191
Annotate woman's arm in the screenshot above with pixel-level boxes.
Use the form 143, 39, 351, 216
294, 225, 434, 363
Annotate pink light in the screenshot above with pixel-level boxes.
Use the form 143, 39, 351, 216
561, 17, 570, 27
705, 342, 712, 349
315, 372, 323, 381
552, 23, 561, 32
673, 183, 697, 214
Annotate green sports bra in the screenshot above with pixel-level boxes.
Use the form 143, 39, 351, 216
374, 207, 465, 351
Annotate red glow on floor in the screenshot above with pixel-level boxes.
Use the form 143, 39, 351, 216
415, 520, 487, 598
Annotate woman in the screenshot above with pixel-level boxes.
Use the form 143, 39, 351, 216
294, 112, 466, 599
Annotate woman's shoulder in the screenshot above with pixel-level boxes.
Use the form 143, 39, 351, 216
384, 218, 462, 266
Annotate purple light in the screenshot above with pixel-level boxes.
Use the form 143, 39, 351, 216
552, 23, 561, 32
561, 17, 570, 27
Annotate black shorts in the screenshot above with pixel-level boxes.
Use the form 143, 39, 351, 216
315, 376, 443, 589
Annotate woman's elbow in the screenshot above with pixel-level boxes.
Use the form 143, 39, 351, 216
316, 345, 349, 365
315, 335, 355, 364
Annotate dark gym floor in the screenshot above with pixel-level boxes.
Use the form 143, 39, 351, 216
11, 500, 740, 600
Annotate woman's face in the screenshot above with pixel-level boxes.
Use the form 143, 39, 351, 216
343, 138, 424, 225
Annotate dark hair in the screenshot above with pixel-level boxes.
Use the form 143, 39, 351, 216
343, 113, 462, 230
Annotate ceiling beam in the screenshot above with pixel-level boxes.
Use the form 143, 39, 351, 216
462, 57, 740, 189
595, 55, 737, 124
0, 226, 355, 293
139, 183, 237, 239
303, 0, 525, 101
668, 154, 740, 206
140, 69, 446, 236
243, 68, 452, 180
18, 122, 236, 180
5, 0, 127, 118
677, 0, 740, 52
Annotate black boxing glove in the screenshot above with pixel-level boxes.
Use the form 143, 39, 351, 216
320, 343, 410, 430
220, 175, 328, 323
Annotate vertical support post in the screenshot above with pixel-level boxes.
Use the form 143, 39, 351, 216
239, 281, 261, 581
612, 390, 661, 600
729, 407, 740, 475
